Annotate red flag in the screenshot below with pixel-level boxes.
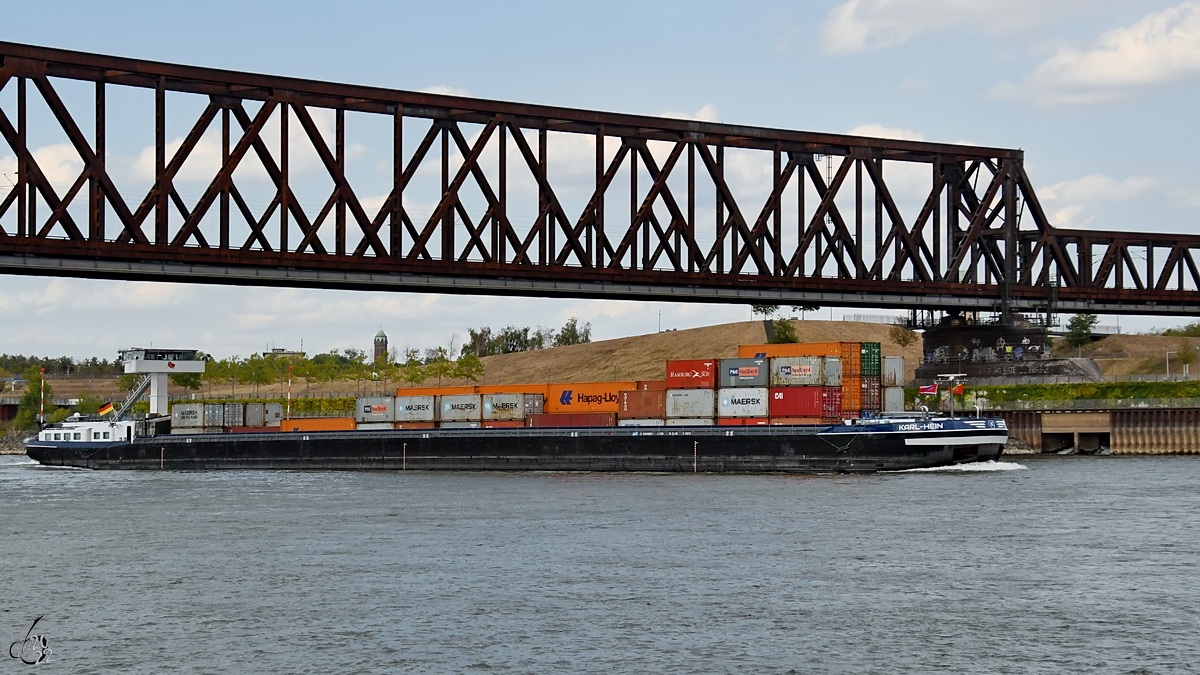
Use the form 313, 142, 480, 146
918, 384, 937, 395
952, 383, 965, 395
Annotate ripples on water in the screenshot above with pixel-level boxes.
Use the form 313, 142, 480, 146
2, 454, 1199, 674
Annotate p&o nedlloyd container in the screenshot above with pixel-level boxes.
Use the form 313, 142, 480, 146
718, 358, 769, 388
717, 387, 769, 418
665, 389, 715, 418
395, 395, 436, 422
482, 393, 525, 421
438, 394, 481, 421
356, 397, 395, 423
769, 357, 823, 387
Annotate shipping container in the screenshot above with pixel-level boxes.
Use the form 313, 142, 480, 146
356, 396, 395, 423
665, 418, 715, 426
356, 422, 394, 431
395, 385, 477, 397
840, 342, 862, 376
439, 421, 481, 429
665, 389, 715, 418
526, 413, 617, 428
768, 387, 825, 418
482, 393, 525, 421
618, 418, 666, 427
665, 360, 717, 389
738, 342, 841, 358
280, 417, 356, 432
204, 403, 224, 427
823, 357, 843, 386
636, 380, 668, 391
861, 342, 882, 377
823, 387, 843, 418
842, 375, 862, 411
861, 376, 882, 412
769, 356, 824, 387
223, 402, 244, 427
169, 427, 224, 435
244, 402, 264, 428
884, 386, 905, 413
718, 418, 769, 426
481, 420, 524, 429
619, 390, 666, 419
395, 395, 436, 422
883, 356, 905, 387
171, 402, 203, 428
439, 394, 482, 421
264, 403, 284, 427
769, 417, 827, 425
524, 393, 544, 415
718, 358, 769, 388
543, 382, 636, 414
476, 384, 547, 396
394, 421, 436, 430
227, 426, 280, 433
717, 387, 769, 418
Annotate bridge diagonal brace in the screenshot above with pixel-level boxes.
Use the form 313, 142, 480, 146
504, 120, 590, 267
0, 108, 85, 241
694, 143, 771, 276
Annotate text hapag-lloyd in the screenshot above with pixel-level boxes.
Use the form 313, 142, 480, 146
575, 392, 620, 404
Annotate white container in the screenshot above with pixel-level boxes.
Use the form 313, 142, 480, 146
666, 389, 715, 418
618, 418, 665, 427
823, 357, 843, 386
263, 403, 284, 427
395, 395, 436, 422
482, 393, 525, 421
440, 421, 481, 429
524, 394, 544, 415
439, 394, 481, 421
717, 387, 769, 418
884, 386, 906, 413
356, 422, 394, 431
883, 356, 905, 388
244, 402, 265, 427
171, 402, 203, 428
666, 418, 715, 426
770, 357, 823, 387
223, 402, 244, 427
203, 404, 224, 427
356, 396, 395, 423
170, 426, 224, 435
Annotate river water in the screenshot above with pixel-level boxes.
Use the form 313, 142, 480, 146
2, 454, 1198, 673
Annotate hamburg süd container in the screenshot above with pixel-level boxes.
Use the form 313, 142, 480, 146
883, 356, 905, 388
665, 389, 715, 418
543, 382, 636, 414
666, 418, 715, 426
439, 394, 482, 421
884, 386, 905, 413
171, 402, 203, 428
525, 413, 618, 428
482, 393, 525, 421
717, 387, 769, 418
395, 395, 436, 422
356, 422, 394, 431
618, 418, 666, 427
439, 421, 482, 429
244, 402, 265, 428
356, 396, 395, 423
665, 360, 717, 389
823, 357, 842, 386
223, 402, 244, 428
718, 358, 769, 388
619, 390, 666, 419
280, 417, 356, 432
768, 387, 824, 418
203, 403, 224, 427
769, 357, 824, 387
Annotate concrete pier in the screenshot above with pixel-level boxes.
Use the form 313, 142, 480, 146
996, 409, 1200, 454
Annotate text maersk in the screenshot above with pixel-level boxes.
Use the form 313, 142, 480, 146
398, 404, 431, 412
445, 403, 479, 411
725, 397, 763, 406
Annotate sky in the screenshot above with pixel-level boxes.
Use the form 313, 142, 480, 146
3, 0, 1200, 360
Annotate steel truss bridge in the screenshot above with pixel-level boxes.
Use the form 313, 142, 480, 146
1, 42, 1197, 316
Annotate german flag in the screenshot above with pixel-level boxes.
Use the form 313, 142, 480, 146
98, 402, 115, 416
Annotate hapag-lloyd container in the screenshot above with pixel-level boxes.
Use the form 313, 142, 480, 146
665, 360, 716, 389
768, 387, 824, 418
439, 394, 482, 421
666, 418, 714, 426
395, 395, 436, 422
769, 357, 823, 387
883, 356, 905, 387
718, 358, 769, 388
823, 357, 843, 386
172, 403, 203, 428
717, 387, 769, 418
482, 393, 525, 421
665, 389, 715, 418
619, 390, 666, 419
543, 382, 636, 414
356, 396, 395, 423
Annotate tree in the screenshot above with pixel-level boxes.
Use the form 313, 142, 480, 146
75, 391, 105, 414
888, 324, 920, 348
116, 372, 142, 393
170, 372, 203, 391
554, 317, 591, 346
751, 304, 779, 318
1064, 313, 1099, 349
452, 353, 485, 382
767, 319, 800, 344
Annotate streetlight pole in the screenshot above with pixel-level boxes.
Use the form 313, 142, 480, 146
1167, 351, 1178, 379
937, 373, 967, 418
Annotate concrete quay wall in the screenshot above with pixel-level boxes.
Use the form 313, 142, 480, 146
995, 409, 1200, 455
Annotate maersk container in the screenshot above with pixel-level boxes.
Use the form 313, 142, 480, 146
170, 426, 224, 435
264, 403, 284, 427
769, 357, 823, 387
665, 389, 715, 418
666, 418, 715, 426
356, 396, 395, 423
718, 387, 769, 418
823, 357, 842, 386
524, 394, 544, 416
223, 402, 244, 428
356, 422, 394, 431
244, 402, 265, 428
439, 421, 481, 429
171, 403, 203, 428
884, 386, 905, 413
861, 342, 882, 377
395, 395, 436, 422
203, 403, 224, 427
482, 393, 525, 421
438, 394, 481, 421
883, 356, 905, 388
618, 418, 666, 427
718, 358, 769, 388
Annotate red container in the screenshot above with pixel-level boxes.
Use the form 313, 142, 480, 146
619, 390, 666, 419
768, 387, 824, 418
666, 360, 717, 389
822, 387, 843, 417
395, 422, 436, 430
861, 376, 881, 411
482, 420, 524, 428
717, 418, 769, 426
526, 413, 617, 428
770, 418, 826, 425
636, 380, 668, 391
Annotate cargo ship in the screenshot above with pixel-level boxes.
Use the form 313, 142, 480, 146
22, 341, 1007, 472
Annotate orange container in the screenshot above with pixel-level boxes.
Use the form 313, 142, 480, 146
636, 380, 668, 391
769, 417, 826, 425
482, 420, 525, 428
841, 375, 863, 411
395, 421, 436, 430
395, 385, 478, 397
543, 382, 637, 414
477, 384, 549, 396
280, 417, 356, 432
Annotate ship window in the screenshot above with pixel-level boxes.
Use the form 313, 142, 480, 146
93, 432, 101, 440
103, 432, 110, 440
53, 433, 61, 440
74, 433, 82, 440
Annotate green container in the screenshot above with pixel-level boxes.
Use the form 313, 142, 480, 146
860, 342, 882, 377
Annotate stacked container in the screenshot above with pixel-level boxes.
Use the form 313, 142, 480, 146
717, 357, 768, 427
439, 394, 482, 422
883, 356, 905, 413
482, 394, 525, 422
619, 390, 666, 420
665, 360, 717, 426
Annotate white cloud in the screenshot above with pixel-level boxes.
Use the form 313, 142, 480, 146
994, 2, 1200, 105
1039, 174, 1157, 227
660, 103, 719, 122
820, 0, 1056, 55
32, 143, 84, 187
421, 84, 470, 97
846, 123, 924, 141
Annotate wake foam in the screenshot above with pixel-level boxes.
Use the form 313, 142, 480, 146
890, 460, 1027, 473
